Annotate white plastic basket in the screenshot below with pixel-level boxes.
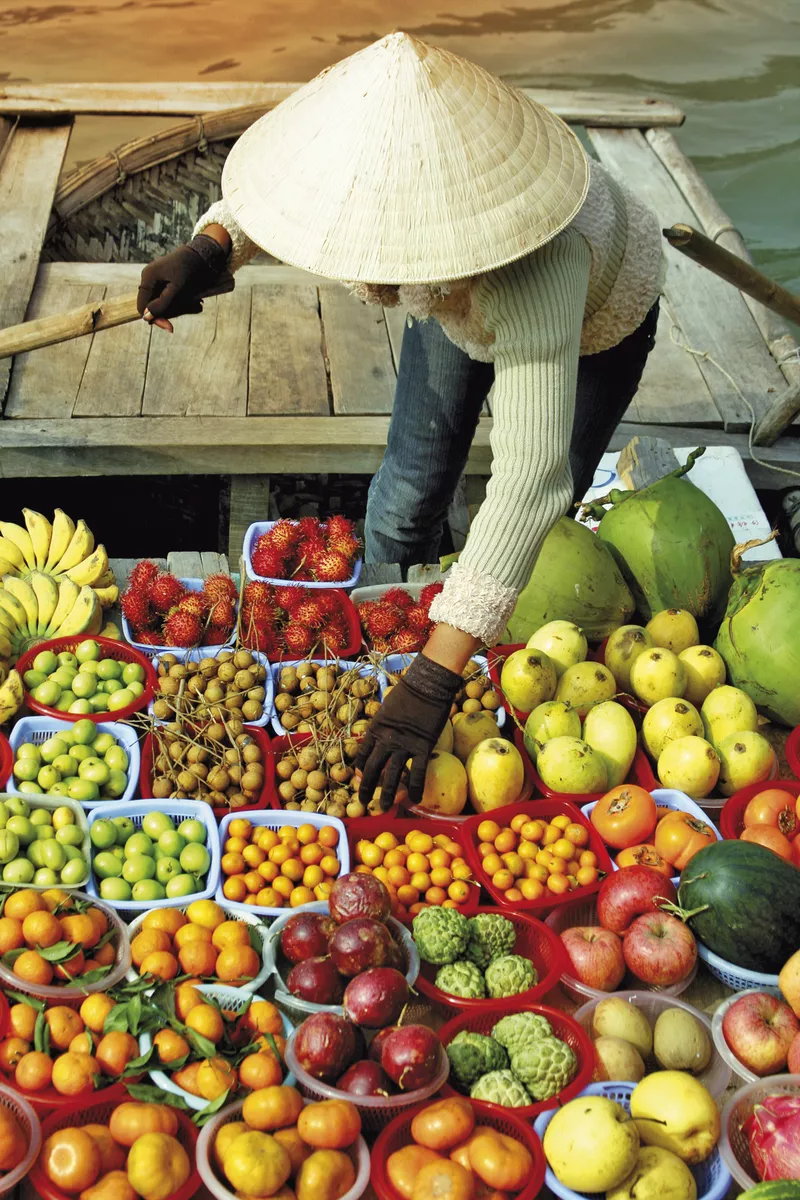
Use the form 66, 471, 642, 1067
270, 657, 379, 736
350, 584, 425, 606
139, 985, 295, 1111
711, 989, 789, 1084
545, 896, 699, 1002
122, 576, 237, 656
266, 900, 419, 1022
244, 520, 363, 588
197, 1096, 371, 1200
0, 792, 91, 890
215, 809, 349, 917
7, 716, 140, 809
381, 652, 506, 729
125, 902, 273, 992
0, 1083, 42, 1199
149, 646, 273, 729
574, 989, 732, 1098
697, 941, 782, 994
720, 1074, 800, 1190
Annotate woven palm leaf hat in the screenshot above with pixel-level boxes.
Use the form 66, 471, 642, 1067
222, 31, 590, 284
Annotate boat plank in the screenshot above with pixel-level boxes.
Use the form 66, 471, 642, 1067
320, 287, 396, 415
166, 551, 204, 577
35, 262, 331, 288
587, 127, 785, 433
625, 297, 720, 426
248, 285, 329, 415
73, 282, 151, 417
200, 552, 231, 577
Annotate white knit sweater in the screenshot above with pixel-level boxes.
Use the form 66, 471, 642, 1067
195, 159, 664, 645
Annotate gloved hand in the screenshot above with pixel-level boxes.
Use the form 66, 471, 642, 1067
356, 653, 463, 810
137, 233, 229, 320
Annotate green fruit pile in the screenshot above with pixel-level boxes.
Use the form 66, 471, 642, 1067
90, 810, 212, 903
23, 639, 146, 715
12, 719, 130, 804
0, 795, 89, 887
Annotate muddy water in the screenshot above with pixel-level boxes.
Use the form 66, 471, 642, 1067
1, 0, 798, 288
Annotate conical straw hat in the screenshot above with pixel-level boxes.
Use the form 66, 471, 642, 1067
222, 32, 589, 284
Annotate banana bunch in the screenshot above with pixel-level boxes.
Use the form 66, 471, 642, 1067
0, 509, 117, 609
0, 573, 103, 662
0, 669, 23, 724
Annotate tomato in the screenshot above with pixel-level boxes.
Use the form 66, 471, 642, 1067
743, 789, 799, 839
653, 811, 716, 870
296, 1099, 361, 1150
468, 1131, 533, 1192
412, 1159, 475, 1200
388, 1146, 444, 1200
740, 824, 793, 860
411, 1097, 475, 1152
615, 844, 672, 876
590, 786, 657, 850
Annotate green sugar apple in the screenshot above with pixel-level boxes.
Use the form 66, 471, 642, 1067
413, 906, 470, 965
510, 1036, 578, 1101
465, 913, 516, 969
485, 954, 537, 999
491, 1012, 553, 1058
470, 1069, 533, 1108
446, 1031, 509, 1089
435, 960, 486, 999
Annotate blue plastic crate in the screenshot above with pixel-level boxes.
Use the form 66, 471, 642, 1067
149, 646, 274, 729
697, 941, 781, 994
6, 715, 140, 810
244, 520, 362, 588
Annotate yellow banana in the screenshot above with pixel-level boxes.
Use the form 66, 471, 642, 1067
0, 522, 36, 571
96, 569, 116, 588
0, 670, 24, 724
0, 605, 16, 636
0, 631, 11, 658
94, 584, 119, 609
56, 585, 99, 638
86, 603, 103, 636
0, 586, 28, 634
0, 538, 25, 571
29, 571, 59, 636
47, 578, 80, 636
52, 519, 94, 576
1, 576, 38, 633
0, 558, 19, 578
64, 544, 108, 589
23, 509, 52, 570
100, 621, 122, 641
45, 509, 76, 573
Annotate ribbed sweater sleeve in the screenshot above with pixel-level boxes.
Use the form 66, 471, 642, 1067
429, 228, 591, 646
193, 198, 261, 273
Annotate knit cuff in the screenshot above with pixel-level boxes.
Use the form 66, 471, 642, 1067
193, 199, 259, 273
403, 652, 463, 702
428, 562, 518, 647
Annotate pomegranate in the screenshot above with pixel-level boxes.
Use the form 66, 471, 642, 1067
286, 956, 346, 1005
280, 912, 336, 964
336, 1060, 394, 1097
343, 967, 409, 1028
329, 872, 391, 925
597, 865, 677, 934
745, 1093, 800, 1180
293, 1012, 360, 1082
381, 1024, 441, 1091
368, 1026, 399, 1062
329, 917, 395, 977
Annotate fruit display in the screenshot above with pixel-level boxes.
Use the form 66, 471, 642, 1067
129, 900, 264, 987
275, 733, 386, 817
220, 818, 342, 909
725, 786, 800, 863
22, 639, 149, 716
250, 516, 360, 582
152, 647, 269, 726
121, 563, 238, 648
146, 717, 266, 811
589, 788, 718, 875
292, 1009, 444, 1095
90, 809, 214, 905
470, 810, 604, 903
273, 659, 380, 736
583, 996, 714, 1085
205, 1086, 366, 1200
720, 992, 800, 1078
445, 1010, 580, 1106
352, 826, 474, 919
240, 580, 356, 658
414, 908, 541, 1003
0, 794, 89, 888
520, 688, 641, 796
0, 888, 122, 990
356, 584, 443, 653
12, 719, 132, 804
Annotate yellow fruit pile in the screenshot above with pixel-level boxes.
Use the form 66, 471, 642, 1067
475, 811, 598, 900
220, 819, 342, 908
353, 828, 474, 919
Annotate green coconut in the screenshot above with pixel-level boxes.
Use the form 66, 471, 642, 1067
715, 557, 800, 727
585, 449, 734, 623
503, 517, 634, 644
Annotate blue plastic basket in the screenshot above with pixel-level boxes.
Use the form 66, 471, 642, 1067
270, 657, 378, 735
381, 652, 507, 729
697, 940, 781, 994
215, 809, 350, 917
534, 1082, 731, 1200
84, 798, 221, 912
6, 715, 140, 810
149, 646, 274, 730
243, 520, 362, 588
122, 576, 238, 656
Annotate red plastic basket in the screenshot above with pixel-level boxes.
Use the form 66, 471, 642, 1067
415, 906, 567, 1012
371, 1097, 546, 1200
16, 635, 158, 724
0, 991, 8, 1040
5, 1074, 131, 1118
269, 732, 400, 819
462, 799, 614, 914
719, 778, 800, 840
270, 590, 362, 660
140, 724, 275, 820
0, 731, 11, 790
345, 816, 480, 920
401, 770, 535, 825
29, 1092, 200, 1200
438, 1001, 595, 1117
786, 726, 800, 780
514, 725, 659, 803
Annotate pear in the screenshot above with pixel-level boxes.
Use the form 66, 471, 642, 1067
679, 645, 726, 707
536, 736, 608, 794
526, 619, 587, 677
434, 719, 454, 753
717, 730, 776, 796
593, 996, 653, 1057
419, 750, 467, 816
701, 684, 758, 748
605, 625, 654, 692
653, 1009, 711, 1074
522, 700, 581, 764
657, 736, 720, 799
645, 609, 700, 655
608, 1147, 697, 1200
451, 711, 498, 763
630, 1072, 720, 1164
465, 737, 525, 812
499, 648, 557, 712
642, 698, 703, 761
583, 700, 637, 787
630, 648, 687, 707
555, 661, 617, 720
544, 1096, 640, 1192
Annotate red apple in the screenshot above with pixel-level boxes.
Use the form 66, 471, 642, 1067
789, 1032, 800, 1074
561, 926, 626, 992
623, 911, 696, 986
597, 866, 677, 934
723, 992, 800, 1076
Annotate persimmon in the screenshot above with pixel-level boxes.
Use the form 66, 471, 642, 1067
411, 1159, 474, 1200
242, 1084, 304, 1132
297, 1098, 361, 1150
388, 1146, 444, 1200
108, 1102, 178, 1147
412, 1097, 475, 1152
741, 824, 793, 860
40, 1128, 102, 1194
591, 786, 657, 850
743, 789, 799, 838
615, 844, 672, 876
654, 811, 716, 870
468, 1131, 533, 1192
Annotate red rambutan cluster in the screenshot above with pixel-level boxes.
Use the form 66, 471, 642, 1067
121, 564, 238, 648
249, 516, 360, 582
240, 580, 351, 658
357, 584, 443, 655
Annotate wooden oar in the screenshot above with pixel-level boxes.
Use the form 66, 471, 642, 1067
0, 273, 235, 361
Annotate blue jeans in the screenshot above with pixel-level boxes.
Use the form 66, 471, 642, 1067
365, 302, 659, 567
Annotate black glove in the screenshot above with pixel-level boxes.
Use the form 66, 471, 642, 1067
137, 234, 229, 319
356, 653, 463, 810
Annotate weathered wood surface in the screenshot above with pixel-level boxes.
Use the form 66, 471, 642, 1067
248, 285, 330, 415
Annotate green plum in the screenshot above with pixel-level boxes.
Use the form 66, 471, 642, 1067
97, 660, 122, 681
29, 808, 52, 827
165, 874, 199, 899
157, 830, 185, 859
76, 640, 101, 664
123, 855, 156, 883
111, 817, 135, 844
3, 859, 34, 884
68, 744, 92, 763
142, 812, 174, 840
56, 825, 84, 849
155, 856, 182, 884
71, 673, 96, 700
67, 778, 99, 803
180, 843, 210, 876
14, 781, 41, 795
15, 745, 40, 763
23, 669, 47, 690
52, 755, 78, 779
90, 695, 110, 713
5, 797, 30, 817
0, 830, 20, 863
107, 689, 135, 713
26, 841, 45, 867
103, 679, 124, 695
93, 850, 123, 879
125, 832, 153, 858
33, 650, 59, 674
40, 840, 66, 871
126, 681, 145, 699
132, 880, 166, 902
55, 693, 76, 712
122, 662, 145, 685
79, 758, 110, 786
61, 858, 88, 886
93, 733, 115, 756
90, 819, 117, 850
68, 700, 93, 715
32, 680, 61, 708
0, 802, 8, 829
13, 758, 39, 783
102, 770, 128, 800
57, 652, 78, 669
104, 746, 129, 773
35, 825, 54, 841
51, 667, 77, 690
100, 877, 131, 902
79, 660, 100, 676
72, 719, 97, 746
40, 736, 68, 764
33, 868, 59, 887
37, 765, 61, 791
177, 819, 206, 845
7, 816, 35, 846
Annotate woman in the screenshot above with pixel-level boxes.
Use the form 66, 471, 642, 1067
138, 32, 664, 808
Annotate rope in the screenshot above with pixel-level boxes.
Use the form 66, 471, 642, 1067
111, 148, 127, 187
195, 116, 208, 154
668, 322, 800, 482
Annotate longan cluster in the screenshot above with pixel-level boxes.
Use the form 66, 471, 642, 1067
273, 661, 380, 735
153, 649, 268, 725
276, 740, 382, 818
150, 725, 265, 810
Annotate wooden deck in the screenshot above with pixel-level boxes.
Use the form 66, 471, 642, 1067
1, 84, 799, 491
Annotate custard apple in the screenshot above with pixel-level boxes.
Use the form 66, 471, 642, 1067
413, 906, 470, 965
470, 1069, 533, 1108
510, 1036, 578, 1101
465, 913, 516, 969
435, 960, 486, 999
491, 1012, 553, 1058
446, 1031, 509, 1089
485, 954, 536, 999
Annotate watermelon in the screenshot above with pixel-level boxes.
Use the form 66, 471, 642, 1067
744, 1183, 800, 1199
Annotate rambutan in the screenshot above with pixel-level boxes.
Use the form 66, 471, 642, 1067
407, 603, 432, 631
205, 624, 232, 646
420, 582, 444, 610
178, 593, 208, 619
163, 609, 203, 648
136, 629, 162, 646
203, 573, 238, 605
383, 587, 413, 611
251, 543, 286, 579
296, 516, 322, 542
325, 515, 356, 541
121, 589, 154, 629
368, 603, 401, 638
327, 533, 360, 561
150, 572, 188, 615
275, 586, 304, 613
293, 599, 325, 629
316, 591, 341, 617
268, 519, 301, 554
313, 550, 352, 583
244, 580, 273, 605
283, 622, 314, 657
207, 599, 235, 628
391, 629, 425, 653
242, 599, 276, 632
127, 560, 161, 593
322, 627, 349, 654
371, 637, 392, 655
297, 537, 327, 580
